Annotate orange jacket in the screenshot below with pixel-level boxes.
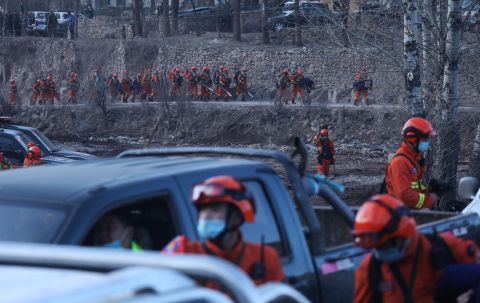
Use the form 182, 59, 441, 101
385, 143, 431, 209
163, 235, 284, 286
354, 233, 478, 303
24, 158, 43, 168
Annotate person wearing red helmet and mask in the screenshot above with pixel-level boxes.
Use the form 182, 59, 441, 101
290, 69, 305, 104
353, 195, 478, 303
313, 128, 335, 176
384, 117, 438, 209
24, 144, 43, 168
163, 175, 284, 286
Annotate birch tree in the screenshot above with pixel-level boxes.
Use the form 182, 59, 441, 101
403, 0, 424, 116
438, 0, 463, 206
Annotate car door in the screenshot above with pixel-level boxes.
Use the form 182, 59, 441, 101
0, 135, 26, 166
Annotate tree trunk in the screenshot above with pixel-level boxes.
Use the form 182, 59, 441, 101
341, 0, 350, 46
74, 0, 79, 39
163, 0, 170, 37
233, 0, 241, 41
469, 122, 480, 180
403, 0, 424, 116
134, 0, 143, 36
171, 0, 179, 35
190, 0, 200, 37
438, 0, 462, 207
294, 0, 302, 46
422, 0, 434, 113
261, 0, 269, 44
436, 0, 448, 77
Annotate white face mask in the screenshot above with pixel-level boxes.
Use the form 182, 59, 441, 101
417, 140, 430, 152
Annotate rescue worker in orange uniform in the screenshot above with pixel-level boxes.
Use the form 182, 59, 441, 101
167, 67, 182, 98
276, 69, 290, 105
197, 66, 213, 102
23, 144, 43, 168
163, 175, 285, 286
141, 73, 154, 101
313, 128, 335, 176
290, 69, 305, 104
353, 66, 369, 106
67, 72, 79, 104
120, 71, 132, 103
8, 79, 17, 105
151, 71, 161, 99
87, 71, 97, 103
46, 74, 60, 104
183, 66, 198, 99
107, 74, 121, 102
385, 117, 438, 209
216, 67, 232, 101
31, 79, 42, 105
353, 194, 478, 303
234, 68, 248, 101
39, 78, 50, 105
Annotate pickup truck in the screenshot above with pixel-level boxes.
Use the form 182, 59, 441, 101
0, 117, 95, 165
0, 140, 479, 302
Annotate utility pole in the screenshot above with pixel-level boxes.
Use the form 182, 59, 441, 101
261, 0, 269, 44
233, 0, 241, 41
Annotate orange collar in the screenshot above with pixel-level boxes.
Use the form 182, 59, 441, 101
204, 234, 244, 262
398, 142, 421, 161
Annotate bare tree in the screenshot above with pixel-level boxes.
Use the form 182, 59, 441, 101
294, 0, 302, 46
469, 121, 480, 180
438, 0, 462, 206
233, 0, 241, 41
403, 0, 424, 116
189, 0, 200, 37
261, 0, 269, 44
171, 0, 179, 35
163, 0, 170, 37
421, 0, 434, 112
134, 0, 143, 37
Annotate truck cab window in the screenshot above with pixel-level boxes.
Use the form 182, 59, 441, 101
82, 196, 178, 251
241, 181, 289, 257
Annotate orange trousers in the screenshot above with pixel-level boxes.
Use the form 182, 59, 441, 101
354, 89, 369, 104
317, 159, 332, 176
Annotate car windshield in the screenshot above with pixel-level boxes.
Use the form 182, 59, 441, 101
0, 205, 65, 243
283, 3, 295, 11
32, 129, 57, 152
14, 133, 32, 149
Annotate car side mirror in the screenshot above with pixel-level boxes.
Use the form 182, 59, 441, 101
458, 177, 479, 200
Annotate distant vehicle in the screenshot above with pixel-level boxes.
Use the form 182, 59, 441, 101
175, 6, 215, 18
0, 243, 309, 303
463, 4, 480, 31
267, 1, 342, 32
54, 11, 72, 37
26, 11, 48, 36
0, 117, 95, 165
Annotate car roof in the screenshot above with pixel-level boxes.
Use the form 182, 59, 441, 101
0, 128, 25, 137
0, 156, 269, 204
3, 123, 36, 132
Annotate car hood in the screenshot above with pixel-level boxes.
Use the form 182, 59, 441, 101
41, 155, 77, 164
51, 150, 97, 160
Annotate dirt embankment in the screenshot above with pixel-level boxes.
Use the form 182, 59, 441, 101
10, 103, 476, 204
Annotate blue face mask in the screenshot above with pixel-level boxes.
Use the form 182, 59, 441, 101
373, 247, 405, 263
197, 219, 226, 239
103, 240, 123, 249
417, 140, 430, 152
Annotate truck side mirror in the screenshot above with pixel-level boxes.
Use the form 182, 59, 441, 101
458, 177, 479, 200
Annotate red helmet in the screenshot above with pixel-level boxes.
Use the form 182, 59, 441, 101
27, 142, 37, 148
282, 69, 288, 75
71, 72, 76, 76
0, 152, 4, 163
402, 117, 436, 143
352, 195, 416, 249
10, 79, 15, 83
297, 69, 303, 75
124, 70, 129, 74
191, 66, 197, 71
28, 145, 42, 159
203, 66, 210, 72
320, 129, 328, 137
223, 67, 229, 73
113, 74, 118, 78
174, 67, 180, 72
47, 74, 53, 80
192, 176, 255, 223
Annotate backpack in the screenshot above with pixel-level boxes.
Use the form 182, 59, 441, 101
368, 233, 455, 303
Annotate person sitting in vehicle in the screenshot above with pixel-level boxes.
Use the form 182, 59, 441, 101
0, 152, 14, 170
162, 175, 285, 286
92, 213, 142, 252
23, 144, 43, 168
